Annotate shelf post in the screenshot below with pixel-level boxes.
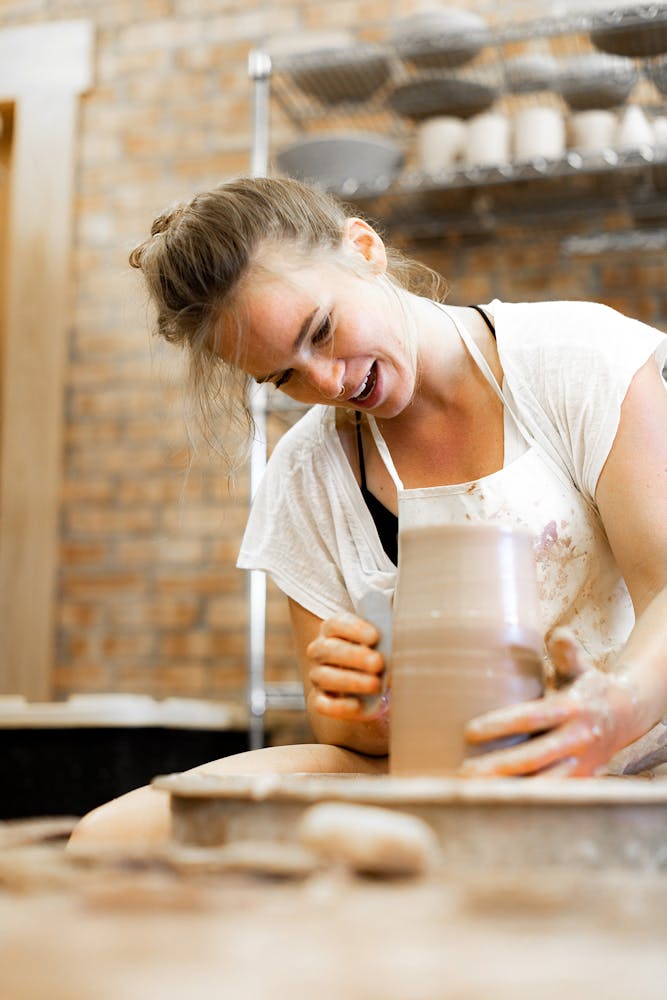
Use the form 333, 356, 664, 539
246, 49, 272, 750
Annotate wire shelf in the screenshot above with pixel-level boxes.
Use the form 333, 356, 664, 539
264, 4, 667, 238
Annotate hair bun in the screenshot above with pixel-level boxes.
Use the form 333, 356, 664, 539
151, 203, 185, 237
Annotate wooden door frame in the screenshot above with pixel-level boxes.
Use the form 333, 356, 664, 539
0, 20, 93, 698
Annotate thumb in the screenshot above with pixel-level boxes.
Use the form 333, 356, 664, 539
545, 627, 593, 687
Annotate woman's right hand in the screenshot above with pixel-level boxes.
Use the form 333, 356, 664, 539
306, 612, 388, 722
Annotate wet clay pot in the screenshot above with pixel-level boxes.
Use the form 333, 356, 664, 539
390, 523, 544, 776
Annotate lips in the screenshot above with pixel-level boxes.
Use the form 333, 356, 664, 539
350, 362, 377, 403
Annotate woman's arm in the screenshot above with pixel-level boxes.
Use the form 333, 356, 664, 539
461, 356, 667, 776
289, 599, 390, 757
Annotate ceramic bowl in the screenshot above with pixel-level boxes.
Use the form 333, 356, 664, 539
386, 75, 497, 121
504, 53, 559, 94
590, 4, 667, 58
268, 32, 391, 105
648, 56, 667, 96
389, 7, 490, 69
287, 44, 391, 105
558, 53, 638, 110
275, 132, 405, 194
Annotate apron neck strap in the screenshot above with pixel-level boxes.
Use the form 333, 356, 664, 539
367, 414, 405, 491
433, 302, 505, 406
436, 302, 536, 450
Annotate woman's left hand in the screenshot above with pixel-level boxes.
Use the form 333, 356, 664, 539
460, 628, 640, 777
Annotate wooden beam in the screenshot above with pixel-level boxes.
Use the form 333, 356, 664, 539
0, 21, 93, 699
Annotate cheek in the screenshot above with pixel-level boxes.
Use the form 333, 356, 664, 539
278, 378, 321, 405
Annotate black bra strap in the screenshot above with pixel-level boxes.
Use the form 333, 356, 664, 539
355, 412, 367, 490
468, 303, 496, 338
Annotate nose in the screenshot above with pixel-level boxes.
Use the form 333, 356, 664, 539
303, 358, 345, 399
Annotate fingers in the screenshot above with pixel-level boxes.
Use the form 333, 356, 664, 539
464, 694, 574, 744
459, 717, 594, 778
308, 634, 384, 674
312, 691, 368, 720
308, 613, 387, 723
310, 664, 381, 697
308, 613, 384, 677
321, 612, 380, 647
532, 757, 580, 778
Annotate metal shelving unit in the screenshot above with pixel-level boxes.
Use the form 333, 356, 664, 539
267, 6, 667, 236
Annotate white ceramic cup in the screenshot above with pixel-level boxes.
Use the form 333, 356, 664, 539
653, 116, 667, 146
464, 111, 511, 167
513, 106, 566, 161
416, 116, 467, 173
615, 105, 654, 150
569, 110, 617, 153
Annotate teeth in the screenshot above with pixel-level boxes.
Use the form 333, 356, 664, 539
352, 365, 374, 401
356, 373, 369, 397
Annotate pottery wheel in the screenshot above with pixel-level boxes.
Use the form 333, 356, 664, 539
154, 771, 667, 872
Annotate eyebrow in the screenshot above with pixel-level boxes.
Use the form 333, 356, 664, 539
255, 307, 319, 384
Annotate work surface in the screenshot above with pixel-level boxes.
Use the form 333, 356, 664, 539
1, 815, 666, 1000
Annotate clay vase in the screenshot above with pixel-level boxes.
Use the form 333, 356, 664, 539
389, 523, 544, 776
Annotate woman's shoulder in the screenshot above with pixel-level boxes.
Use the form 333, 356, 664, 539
492, 298, 665, 358
268, 404, 331, 464
258, 404, 348, 497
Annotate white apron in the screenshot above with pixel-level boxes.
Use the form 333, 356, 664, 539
366, 303, 635, 671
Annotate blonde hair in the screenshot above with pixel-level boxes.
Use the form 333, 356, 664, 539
130, 175, 446, 469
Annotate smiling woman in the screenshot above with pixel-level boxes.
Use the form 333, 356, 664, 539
128, 176, 441, 471
70, 174, 667, 849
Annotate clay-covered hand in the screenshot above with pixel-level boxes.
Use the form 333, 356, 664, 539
459, 628, 640, 777
306, 612, 389, 722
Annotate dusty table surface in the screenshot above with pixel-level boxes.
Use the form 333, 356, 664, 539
1, 818, 666, 1000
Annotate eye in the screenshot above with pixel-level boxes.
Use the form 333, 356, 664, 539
273, 369, 293, 389
312, 315, 331, 346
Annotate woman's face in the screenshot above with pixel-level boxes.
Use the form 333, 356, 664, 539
217, 228, 417, 419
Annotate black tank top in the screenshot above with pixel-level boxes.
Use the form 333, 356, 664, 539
356, 304, 496, 565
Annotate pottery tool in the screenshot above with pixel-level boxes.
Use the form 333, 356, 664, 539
357, 589, 393, 716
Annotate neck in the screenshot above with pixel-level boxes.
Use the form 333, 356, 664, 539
395, 296, 473, 421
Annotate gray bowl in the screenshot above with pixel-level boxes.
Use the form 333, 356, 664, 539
390, 9, 490, 69
504, 54, 559, 94
648, 55, 667, 96
590, 5, 667, 58
287, 44, 392, 105
386, 75, 497, 121
276, 132, 405, 194
558, 54, 638, 110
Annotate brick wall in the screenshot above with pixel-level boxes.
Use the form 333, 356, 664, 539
1, 0, 665, 707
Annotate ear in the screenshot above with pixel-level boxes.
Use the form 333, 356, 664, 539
342, 217, 387, 274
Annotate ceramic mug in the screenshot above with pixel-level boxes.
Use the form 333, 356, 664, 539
416, 115, 467, 173
464, 111, 511, 167
569, 110, 617, 153
615, 105, 654, 150
654, 116, 667, 146
513, 105, 566, 161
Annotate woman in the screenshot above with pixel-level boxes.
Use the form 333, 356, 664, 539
69, 176, 667, 848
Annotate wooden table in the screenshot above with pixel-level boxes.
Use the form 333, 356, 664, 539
1, 806, 666, 1000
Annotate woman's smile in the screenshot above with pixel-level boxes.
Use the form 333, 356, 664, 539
348, 361, 379, 406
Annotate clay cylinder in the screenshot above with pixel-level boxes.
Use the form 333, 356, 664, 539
390, 523, 544, 776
